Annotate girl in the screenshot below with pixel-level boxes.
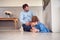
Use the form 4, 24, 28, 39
30, 16, 52, 33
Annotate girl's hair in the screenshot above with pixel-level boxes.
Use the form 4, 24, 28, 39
31, 16, 39, 22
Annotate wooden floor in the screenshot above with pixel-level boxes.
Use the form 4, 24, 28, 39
0, 31, 60, 40
0, 26, 60, 40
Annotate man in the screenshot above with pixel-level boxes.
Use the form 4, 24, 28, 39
19, 4, 35, 32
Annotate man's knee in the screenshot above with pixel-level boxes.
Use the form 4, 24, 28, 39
22, 24, 31, 32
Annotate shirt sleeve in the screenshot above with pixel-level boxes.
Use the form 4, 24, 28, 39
19, 12, 26, 24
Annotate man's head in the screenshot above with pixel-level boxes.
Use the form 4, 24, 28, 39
22, 4, 29, 12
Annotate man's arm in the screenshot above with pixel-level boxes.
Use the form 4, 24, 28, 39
19, 12, 30, 26
19, 12, 26, 24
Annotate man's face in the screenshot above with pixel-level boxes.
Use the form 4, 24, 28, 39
24, 6, 29, 12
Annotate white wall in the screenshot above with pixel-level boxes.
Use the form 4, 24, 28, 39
0, 0, 42, 7
30, 6, 43, 23
0, 0, 43, 27
51, 0, 60, 32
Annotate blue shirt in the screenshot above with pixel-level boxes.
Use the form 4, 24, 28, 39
19, 10, 34, 24
35, 22, 51, 32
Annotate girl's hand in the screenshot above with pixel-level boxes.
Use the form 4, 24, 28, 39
31, 27, 39, 33
31, 22, 36, 27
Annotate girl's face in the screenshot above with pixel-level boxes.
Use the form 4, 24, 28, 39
31, 22, 38, 27
24, 6, 29, 12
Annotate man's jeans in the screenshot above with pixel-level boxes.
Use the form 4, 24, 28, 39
22, 24, 32, 32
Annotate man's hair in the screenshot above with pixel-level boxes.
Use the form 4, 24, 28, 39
31, 16, 39, 22
22, 4, 29, 9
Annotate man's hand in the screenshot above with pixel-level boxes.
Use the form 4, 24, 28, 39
25, 22, 30, 26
